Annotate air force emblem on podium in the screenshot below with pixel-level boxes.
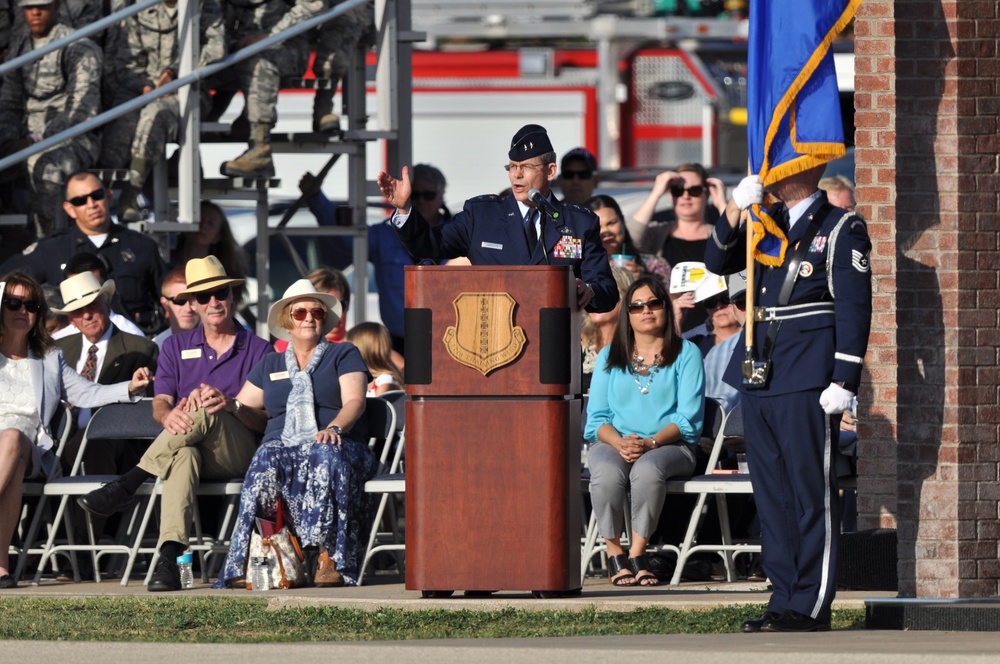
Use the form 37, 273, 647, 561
443, 292, 526, 376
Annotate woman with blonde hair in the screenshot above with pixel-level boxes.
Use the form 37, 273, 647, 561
346, 322, 403, 396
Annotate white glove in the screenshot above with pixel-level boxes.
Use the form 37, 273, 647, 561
732, 175, 764, 211
819, 382, 854, 415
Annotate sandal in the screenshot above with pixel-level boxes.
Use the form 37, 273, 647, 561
608, 554, 636, 586
628, 554, 660, 586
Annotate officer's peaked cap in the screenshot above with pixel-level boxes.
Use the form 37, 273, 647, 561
509, 124, 554, 161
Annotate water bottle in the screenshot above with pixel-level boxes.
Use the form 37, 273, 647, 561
249, 556, 271, 591
177, 552, 194, 589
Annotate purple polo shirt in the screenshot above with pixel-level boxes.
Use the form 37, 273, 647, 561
155, 322, 273, 400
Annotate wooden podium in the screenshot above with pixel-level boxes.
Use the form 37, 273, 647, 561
403, 265, 582, 596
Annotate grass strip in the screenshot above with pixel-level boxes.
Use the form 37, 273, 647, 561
0, 597, 865, 642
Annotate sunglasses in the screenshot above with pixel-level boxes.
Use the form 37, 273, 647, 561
669, 184, 705, 198
733, 297, 746, 311
627, 298, 665, 313
166, 296, 190, 306
562, 169, 593, 180
4, 297, 41, 314
193, 286, 231, 305
703, 295, 731, 309
411, 191, 438, 201
67, 188, 107, 207
290, 307, 327, 322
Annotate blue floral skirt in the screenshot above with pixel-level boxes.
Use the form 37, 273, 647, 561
214, 435, 377, 587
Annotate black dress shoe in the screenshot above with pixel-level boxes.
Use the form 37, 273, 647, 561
147, 558, 181, 592
761, 609, 831, 632
0, 574, 16, 589
740, 611, 781, 633
77, 479, 138, 517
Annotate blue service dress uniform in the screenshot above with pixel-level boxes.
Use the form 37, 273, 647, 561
704, 192, 872, 624
394, 193, 618, 313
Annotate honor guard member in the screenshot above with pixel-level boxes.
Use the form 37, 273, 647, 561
0, 171, 167, 333
377, 124, 619, 313
704, 166, 872, 633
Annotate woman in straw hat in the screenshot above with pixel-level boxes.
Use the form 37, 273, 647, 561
215, 279, 377, 588
0, 272, 151, 588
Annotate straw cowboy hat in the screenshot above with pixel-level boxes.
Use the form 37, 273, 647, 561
178, 256, 245, 296
267, 279, 342, 341
53, 272, 115, 314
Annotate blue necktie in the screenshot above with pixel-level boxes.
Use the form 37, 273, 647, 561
524, 209, 538, 255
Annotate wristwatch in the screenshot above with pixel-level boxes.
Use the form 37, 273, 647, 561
327, 424, 343, 435
232, 398, 242, 415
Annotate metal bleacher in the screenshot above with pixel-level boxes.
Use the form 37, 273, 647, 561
0, 0, 417, 336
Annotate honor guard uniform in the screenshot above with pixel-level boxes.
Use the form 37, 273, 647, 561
382, 124, 618, 313
704, 171, 872, 632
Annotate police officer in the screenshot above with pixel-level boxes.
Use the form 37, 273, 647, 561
0, 171, 167, 333
0, 0, 102, 236
102, 0, 226, 221
377, 124, 618, 313
704, 166, 872, 632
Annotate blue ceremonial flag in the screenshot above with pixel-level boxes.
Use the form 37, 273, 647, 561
747, 0, 861, 266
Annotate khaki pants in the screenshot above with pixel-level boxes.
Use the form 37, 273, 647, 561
138, 408, 257, 547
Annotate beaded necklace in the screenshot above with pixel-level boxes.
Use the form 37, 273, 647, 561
631, 350, 661, 395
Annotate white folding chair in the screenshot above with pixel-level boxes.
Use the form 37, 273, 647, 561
358, 392, 405, 585
32, 399, 163, 586
663, 399, 759, 585
11, 401, 74, 583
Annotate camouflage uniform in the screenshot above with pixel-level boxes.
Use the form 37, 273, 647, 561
101, 1, 225, 177
312, 1, 374, 132
0, 22, 102, 236
221, 0, 323, 177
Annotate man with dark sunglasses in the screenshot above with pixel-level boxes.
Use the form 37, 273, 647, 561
77, 255, 272, 592
153, 267, 200, 349
557, 147, 599, 205
0, 171, 166, 333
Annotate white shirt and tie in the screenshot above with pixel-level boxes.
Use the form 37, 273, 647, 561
73, 325, 114, 428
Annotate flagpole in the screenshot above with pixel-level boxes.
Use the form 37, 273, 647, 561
745, 209, 755, 350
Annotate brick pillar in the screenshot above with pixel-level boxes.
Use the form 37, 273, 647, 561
855, 1, 1000, 598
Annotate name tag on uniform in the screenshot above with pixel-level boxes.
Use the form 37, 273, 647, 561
553, 236, 582, 260
481, 241, 503, 250
181, 349, 202, 360
270, 371, 291, 381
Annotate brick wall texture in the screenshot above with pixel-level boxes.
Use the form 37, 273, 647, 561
855, 0, 1000, 598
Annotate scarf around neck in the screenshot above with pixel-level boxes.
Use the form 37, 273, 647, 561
280, 340, 329, 445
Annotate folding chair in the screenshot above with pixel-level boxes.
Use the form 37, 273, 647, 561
10, 401, 74, 583
663, 399, 759, 585
358, 392, 405, 585
32, 399, 163, 586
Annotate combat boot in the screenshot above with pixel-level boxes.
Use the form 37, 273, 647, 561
116, 183, 147, 223
221, 123, 274, 178
118, 158, 151, 222
312, 86, 341, 133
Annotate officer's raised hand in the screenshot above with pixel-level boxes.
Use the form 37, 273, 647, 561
377, 167, 412, 214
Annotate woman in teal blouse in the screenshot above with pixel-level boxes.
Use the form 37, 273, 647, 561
585, 276, 705, 586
